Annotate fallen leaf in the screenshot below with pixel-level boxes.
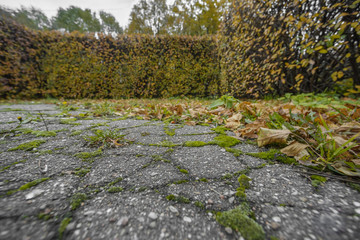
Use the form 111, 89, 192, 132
281, 141, 309, 157
257, 128, 291, 147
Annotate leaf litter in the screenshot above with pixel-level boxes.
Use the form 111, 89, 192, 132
58, 94, 360, 178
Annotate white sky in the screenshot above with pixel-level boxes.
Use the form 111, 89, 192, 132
0, 0, 141, 28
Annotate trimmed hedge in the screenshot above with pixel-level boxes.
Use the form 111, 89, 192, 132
220, 0, 360, 98
0, 19, 220, 99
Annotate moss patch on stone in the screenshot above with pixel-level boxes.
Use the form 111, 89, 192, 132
236, 174, 251, 199
59, 217, 72, 239
9, 140, 46, 151
7, 177, 50, 195
210, 135, 240, 148
74, 149, 102, 162
32, 131, 57, 137
71, 193, 87, 210
166, 194, 190, 204
184, 141, 208, 147
108, 177, 123, 187
150, 140, 178, 147
310, 175, 327, 188
74, 167, 91, 177
225, 147, 243, 157
0, 159, 27, 172
60, 118, 79, 125
194, 201, 205, 209
216, 204, 265, 240
211, 126, 229, 134
70, 130, 83, 136
247, 149, 297, 165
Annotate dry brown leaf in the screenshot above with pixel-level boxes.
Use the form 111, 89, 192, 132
281, 141, 309, 157
227, 113, 243, 122
185, 121, 196, 126
257, 128, 291, 147
225, 121, 241, 129
332, 163, 360, 177
335, 122, 360, 133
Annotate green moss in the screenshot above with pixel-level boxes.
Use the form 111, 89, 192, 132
222, 173, 233, 180
74, 149, 102, 162
37, 150, 53, 155
150, 140, 178, 147
165, 148, 174, 153
7, 177, 50, 195
38, 213, 51, 221
310, 175, 327, 188
108, 177, 123, 186
225, 147, 243, 157
74, 168, 91, 177
9, 140, 46, 151
235, 175, 251, 200
60, 118, 80, 125
136, 154, 144, 157
71, 193, 87, 210
166, 194, 190, 204
184, 141, 208, 147
0, 159, 27, 172
174, 179, 189, 184
247, 149, 297, 165
138, 186, 147, 192
194, 201, 205, 209
348, 183, 360, 193
164, 127, 176, 136
210, 135, 240, 148
216, 205, 265, 240
270, 236, 280, 240
179, 169, 189, 174
59, 217, 72, 239
211, 126, 228, 134
70, 130, 83, 136
107, 187, 123, 193
19, 178, 50, 191
32, 131, 57, 137
199, 178, 208, 182
141, 132, 150, 136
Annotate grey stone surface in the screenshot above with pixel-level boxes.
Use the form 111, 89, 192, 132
0, 104, 359, 240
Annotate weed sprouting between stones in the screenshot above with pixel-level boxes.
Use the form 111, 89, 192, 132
70, 193, 87, 210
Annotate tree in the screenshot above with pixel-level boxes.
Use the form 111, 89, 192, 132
127, 0, 169, 35
52, 6, 101, 33
99, 11, 123, 34
0, 5, 50, 30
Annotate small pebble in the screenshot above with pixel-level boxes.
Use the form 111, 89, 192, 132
116, 217, 129, 227
355, 209, 360, 215
207, 199, 214, 204
270, 222, 280, 230
169, 206, 179, 215
149, 221, 157, 228
272, 216, 281, 223
148, 212, 158, 220
228, 197, 235, 204
225, 227, 232, 234
353, 201, 360, 207
183, 216, 192, 223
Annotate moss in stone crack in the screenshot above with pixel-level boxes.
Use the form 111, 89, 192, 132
225, 147, 243, 157
222, 173, 233, 180
199, 178, 208, 182
0, 159, 27, 172
70, 130, 83, 136
270, 236, 280, 240
179, 169, 189, 174
32, 131, 57, 137
310, 175, 327, 188
246, 149, 297, 165
136, 154, 144, 157
107, 187, 123, 193
184, 141, 208, 147
38, 213, 52, 221
37, 150, 53, 155
152, 155, 171, 163
166, 194, 190, 204
211, 126, 228, 134
108, 177, 123, 187
71, 193, 87, 210
150, 140, 178, 147
9, 140, 46, 151
194, 201, 205, 209
74, 149, 102, 162
216, 204, 265, 240
59, 217, 72, 239
165, 148, 174, 154
60, 118, 79, 125
74, 168, 91, 177
138, 186, 147, 192
7, 177, 50, 195
164, 127, 176, 136
173, 179, 189, 184
236, 175, 251, 200
348, 183, 360, 193
210, 135, 240, 148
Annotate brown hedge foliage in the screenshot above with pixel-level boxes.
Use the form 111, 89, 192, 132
0, 19, 220, 99
0, 19, 44, 98
220, 0, 360, 98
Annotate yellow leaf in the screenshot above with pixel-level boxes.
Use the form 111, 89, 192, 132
356, 56, 360, 63
337, 71, 344, 78
319, 49, 328, 54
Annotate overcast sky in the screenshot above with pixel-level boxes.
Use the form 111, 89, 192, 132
0, 0, 142, 28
